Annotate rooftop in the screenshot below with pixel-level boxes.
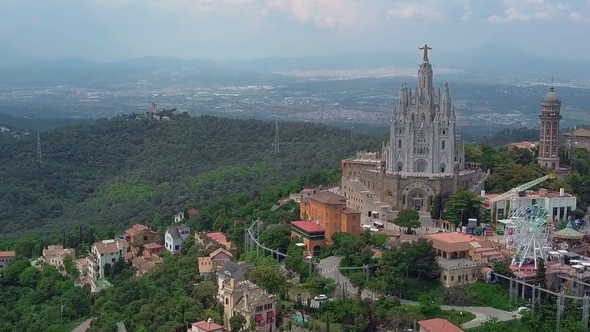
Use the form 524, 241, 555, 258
144, 243, 163, 249
0, 251, 16, 258
291, 221, 325, 233
192, 320, 224, 332
94, 240, 120, 255
509, 141, 536, 149
341, 207, 361, 215
564, 128, 590, 138
418, 318, 464, 332
125, 224, 152, 237
206, 231, 230, 245
307, 191, 346, 205
484, 189, 573, 200
423, 232, 501, 252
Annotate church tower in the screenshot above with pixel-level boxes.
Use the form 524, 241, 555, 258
538, 84, 562, 170
386, 44, 464, 175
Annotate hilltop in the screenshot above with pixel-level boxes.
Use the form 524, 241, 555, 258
0, 115, 381, 238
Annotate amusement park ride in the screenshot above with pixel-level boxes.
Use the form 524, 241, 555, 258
487, 173, 557, 268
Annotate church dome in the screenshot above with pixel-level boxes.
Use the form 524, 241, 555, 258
542, 87, 560, 104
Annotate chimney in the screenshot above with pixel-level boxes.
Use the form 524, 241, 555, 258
560, 188, 565, 197
480, 190, 486, 198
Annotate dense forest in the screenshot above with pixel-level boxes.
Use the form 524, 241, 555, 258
0, 115, 382, 238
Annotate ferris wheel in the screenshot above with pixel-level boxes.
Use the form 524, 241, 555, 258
507, 205, 551, 268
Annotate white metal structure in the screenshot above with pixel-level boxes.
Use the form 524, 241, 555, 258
491, 174, 555, 268
509, 205, 551, 268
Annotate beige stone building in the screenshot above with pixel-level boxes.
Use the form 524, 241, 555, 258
0, 251, 16, 272
42, 245, 75, 275
221, 279, 277, 332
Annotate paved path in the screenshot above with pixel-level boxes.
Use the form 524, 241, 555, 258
318, 256, 520, 329
71, 318, 93, 332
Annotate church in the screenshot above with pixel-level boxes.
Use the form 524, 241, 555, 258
340, 45, 486, 221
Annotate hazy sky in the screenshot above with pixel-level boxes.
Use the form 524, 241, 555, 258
1, 0, 589, 61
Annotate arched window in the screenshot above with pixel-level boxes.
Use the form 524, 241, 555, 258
416, 160, 426, 172
398, 140, 402, 148
396, 162, 403, 172
421, 113, 425, 122
552, 163, 556, 170
440, 164, 446, 173
441, 141, 445, 150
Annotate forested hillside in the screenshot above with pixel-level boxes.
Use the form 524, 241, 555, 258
0, 115, 381, 237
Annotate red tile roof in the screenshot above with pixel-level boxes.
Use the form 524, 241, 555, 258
418, 318, 464, 332
192, 320, 224, 332
125, 224, 150, 237
0, 251, 16, 258
207, 231, 229, 244
308, 191, 346, 205
291, 221, 325, 233
94, 241, 119, 255
144, 243, 163, 249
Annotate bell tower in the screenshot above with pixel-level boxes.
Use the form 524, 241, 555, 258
538, 83, 562, 170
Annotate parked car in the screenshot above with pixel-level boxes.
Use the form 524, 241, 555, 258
314, 294, 328, 301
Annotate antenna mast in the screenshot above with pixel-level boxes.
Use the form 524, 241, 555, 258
36, 132, 42, 163
351, 119, 355, 140
274, 120, 280, 152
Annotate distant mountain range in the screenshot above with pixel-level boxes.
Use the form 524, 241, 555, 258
1, 44, 588, 76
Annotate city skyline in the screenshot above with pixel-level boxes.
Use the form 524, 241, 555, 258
1, 0, 590, 62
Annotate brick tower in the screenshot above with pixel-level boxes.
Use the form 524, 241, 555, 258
538, 84, 562, 170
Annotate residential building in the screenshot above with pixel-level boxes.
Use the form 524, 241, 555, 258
508, 141, 537, 152
216, 261, 255, 301
187, 208, 200, 219
299, 191, 361, 244
124, 224, 157, 256
564, 127, 590, 151
42, 245, 75, 275
165, 224, 191, 253
423, 232, 502, 287
291, 221, 326, 257
174, 211, 186, 223
196, 231, 232, 250
198, 248, 232, 275
221, 279, 277, 332
131, 253, 163, 277
483, 188, 576, 222
191, 319, 225, 332
88, 239, 127, 280
0, 251, 16, 272
418, 318, 463, 332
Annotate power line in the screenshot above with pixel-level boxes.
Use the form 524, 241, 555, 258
36, 132, 42, 163
274, 120, 279, 152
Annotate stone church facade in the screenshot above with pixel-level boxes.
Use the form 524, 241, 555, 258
341, 46, 486, 220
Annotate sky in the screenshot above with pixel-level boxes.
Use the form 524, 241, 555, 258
0, 0, 589, 62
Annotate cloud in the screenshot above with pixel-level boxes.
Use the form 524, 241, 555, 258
488, 0, 576, 24
266, 0, 360, 29
460, 0, 473, 21
386, 3, 442, 21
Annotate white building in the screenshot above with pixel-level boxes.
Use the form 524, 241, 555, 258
165, 224, 191, 253
174, 212, 185, 223
483, 188, 577, 222
88, 239, 126, 280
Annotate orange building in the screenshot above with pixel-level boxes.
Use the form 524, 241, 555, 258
291, 221, 326, 257
299, 191, 361, 244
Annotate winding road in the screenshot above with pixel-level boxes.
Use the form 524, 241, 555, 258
318, 256, 520, 329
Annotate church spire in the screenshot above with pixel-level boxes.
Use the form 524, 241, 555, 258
416, 44, 434, 106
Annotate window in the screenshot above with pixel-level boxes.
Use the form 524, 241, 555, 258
143, 236, 148, 241
175, 245, 179, 251
334, 206, 338, 210
264, 303, 272, 310
256, 306, 263, 312
398, 140, 402, 148
397, 163, 403, 172
352, 225, 356, 231
226, 298, 229, 305
440, 164, 446, 173
112, 258, 116, 263
441, 141, 445, 150
416, 160, 426, 172
451, 276, 454, 281
417, 130, 426, 143
352, 216, 356, 220
442, 129, 446, 135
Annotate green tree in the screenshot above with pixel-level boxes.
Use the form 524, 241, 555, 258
430, 194, 444, 220
258, 225, 291, 254
247, 265, 287, 295
445, 190, 484, 226
393, 209, 420, 233
229, 314, 247, 332
369, 233, 388, 248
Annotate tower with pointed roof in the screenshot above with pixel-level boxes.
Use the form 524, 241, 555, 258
386, 44, 464, 175
538, 84, 562, 170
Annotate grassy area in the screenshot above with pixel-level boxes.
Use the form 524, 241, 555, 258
404, 279, 445, 301
468, 282, 512, 311
438, 308, 476, 327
